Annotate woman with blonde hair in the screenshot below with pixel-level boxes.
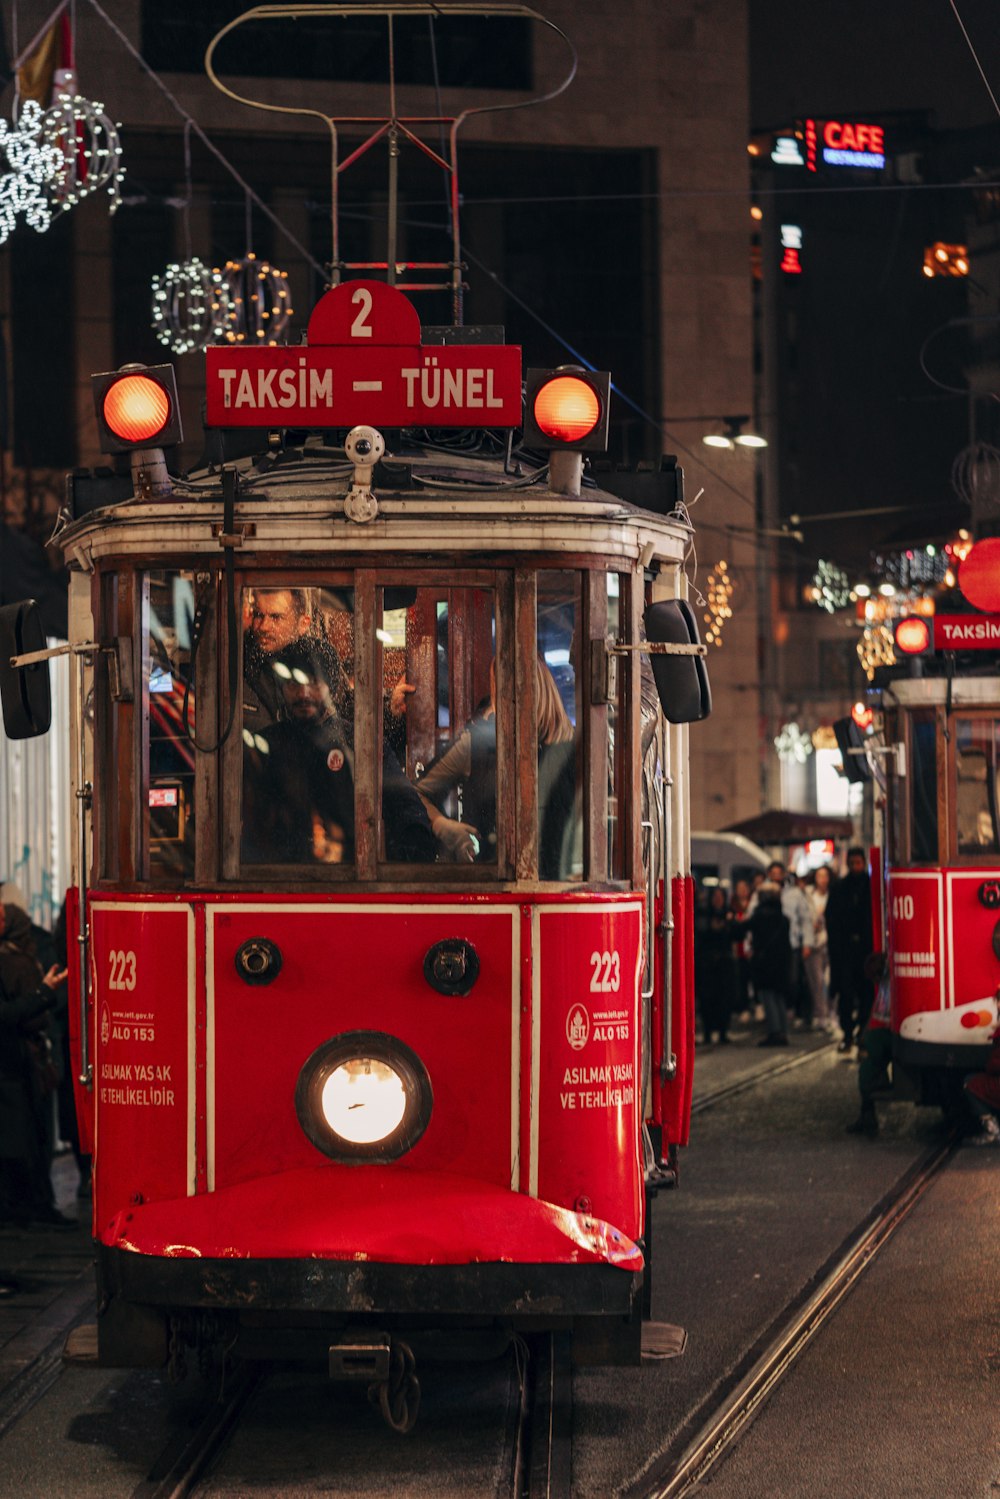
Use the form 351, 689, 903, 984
416, 655, 577, 872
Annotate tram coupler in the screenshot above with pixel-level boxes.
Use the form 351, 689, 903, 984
328, 1332, 391, 1382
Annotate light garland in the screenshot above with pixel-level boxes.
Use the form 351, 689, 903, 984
857, 623, 895, 680
152, 258, 231, 355
0, 99, 64, 244
703, 560, 734, 647
774, 721, 814, 763
43, 74, 124, 215
809, 558, 851, 613
217, 253, 293, 345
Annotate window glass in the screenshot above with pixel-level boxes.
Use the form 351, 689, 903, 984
395, 586, 496, 867
910, 711, 938, 863
537, 573, 583, 880
954, 717, 999, 858
147, 571, 197, 882
241, 584, 356, 865
607, 571, 625, 880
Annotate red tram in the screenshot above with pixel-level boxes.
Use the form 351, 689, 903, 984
877, 632, 1000, 1107
0, 276, 710, 1423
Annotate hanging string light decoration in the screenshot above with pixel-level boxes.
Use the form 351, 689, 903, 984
703, 560, 735, 647
857, 623, 895, 680
0, 99, 64, 244
152, 258, 230, 355
810, 558, 852, 613
42, 73, 124, 216
216, 252, 293, 345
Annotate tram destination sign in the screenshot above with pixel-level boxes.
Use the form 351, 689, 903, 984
934, 614, 1000, 650
205, 280, 522, 429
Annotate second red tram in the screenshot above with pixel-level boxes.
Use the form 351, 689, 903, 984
878, 664, 1000, 1105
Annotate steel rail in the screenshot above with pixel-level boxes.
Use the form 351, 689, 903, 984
130, 1363, 267, 1499
631, 1136, 958, 1499
511, 1332, 573, 1499
690, 1035, 836, 1115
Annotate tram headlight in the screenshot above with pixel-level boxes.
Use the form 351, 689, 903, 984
295, 1031, 432, 1163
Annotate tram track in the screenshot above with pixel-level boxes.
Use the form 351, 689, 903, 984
690, 1034, 836, 1116
627, 1133, 960, 1499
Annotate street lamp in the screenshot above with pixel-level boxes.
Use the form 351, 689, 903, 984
701, 415, 768, 450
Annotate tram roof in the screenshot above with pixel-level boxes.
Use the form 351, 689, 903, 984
881, 674, 1000, 707
56, 446, 694, 571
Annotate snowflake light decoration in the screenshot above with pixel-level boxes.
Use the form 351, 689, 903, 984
152, 258, 230, 355
216, 253, 293, 345
703, 560, 734, 646
43, 74, 124, 216
811, 558, 852, 613
0, 99, 64, 245
774, 721, 814, 763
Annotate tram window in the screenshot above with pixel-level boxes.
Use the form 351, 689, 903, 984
241, 585, 357, 866
392, 586, 497, 867
910, 711, 938, 864
607, 571, 626, 881
147, 571, 197, 882
537, 573, 583, 880
955, 719, 1000, 858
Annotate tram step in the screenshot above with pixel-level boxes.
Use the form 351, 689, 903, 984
62, 1323, 98, 1364
640, 1322, 687, 1361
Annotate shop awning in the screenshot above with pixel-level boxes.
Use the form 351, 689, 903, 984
721, 809, 855, 846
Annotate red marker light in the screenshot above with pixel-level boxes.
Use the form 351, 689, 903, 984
102, 375, 172, 445
894, 617, 931, 655
958, 538, 1000, 613
532, 376, 601, 444
851, 702, 873, 730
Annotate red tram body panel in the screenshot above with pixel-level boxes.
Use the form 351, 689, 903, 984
87, 893, 644, 1269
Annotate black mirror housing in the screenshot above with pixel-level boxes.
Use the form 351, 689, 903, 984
833, 716, 872, 783
0, 600, 52, 739
643, 600, 712, 724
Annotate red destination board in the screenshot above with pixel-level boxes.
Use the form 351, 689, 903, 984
205, 279, 522, 428
933, 614, 1000, 650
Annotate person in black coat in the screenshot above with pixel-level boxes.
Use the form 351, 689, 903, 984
0, 906, 71, 1280
748, 881, 791, 1046
695, 886, 737, 1043
826, 846, 874, 1052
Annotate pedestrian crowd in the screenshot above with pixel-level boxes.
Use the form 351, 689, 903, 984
694, 847, 875, 1053
0, 891, 90, 1299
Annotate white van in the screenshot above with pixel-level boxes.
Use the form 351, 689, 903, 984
690, 831, 771, 891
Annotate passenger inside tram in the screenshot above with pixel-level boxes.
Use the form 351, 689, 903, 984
243, 586, 314, 724
415, 656, 580, 877
241, 634, 435, 866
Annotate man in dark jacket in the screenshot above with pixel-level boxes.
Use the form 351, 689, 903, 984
748, 882, 791, 1046
0, 906, 71, 1286
242, 636, 434, 865
826, 847, 874, 1052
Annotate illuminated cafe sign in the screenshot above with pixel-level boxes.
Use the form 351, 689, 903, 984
780, 224, 803, 275
803, 119, 885, 171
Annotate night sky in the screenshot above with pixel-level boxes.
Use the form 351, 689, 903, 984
750, 0, 1000, 133
748, 0, 1000, 576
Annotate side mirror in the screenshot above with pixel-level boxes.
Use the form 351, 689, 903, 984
643, 600, 712, 724
833, 716, 872, 783
0, 600, 52, 738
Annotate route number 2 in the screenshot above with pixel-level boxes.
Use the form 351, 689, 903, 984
590, 950, 621, 992
351, 287, 374, 338
109, 949, 137, 991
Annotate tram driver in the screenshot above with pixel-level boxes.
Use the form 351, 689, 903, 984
241, 635, 435, 866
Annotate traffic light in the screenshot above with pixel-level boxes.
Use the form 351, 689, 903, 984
893, 616, 933, 657
522, 367, 610, 451
91, 364, 183, 454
